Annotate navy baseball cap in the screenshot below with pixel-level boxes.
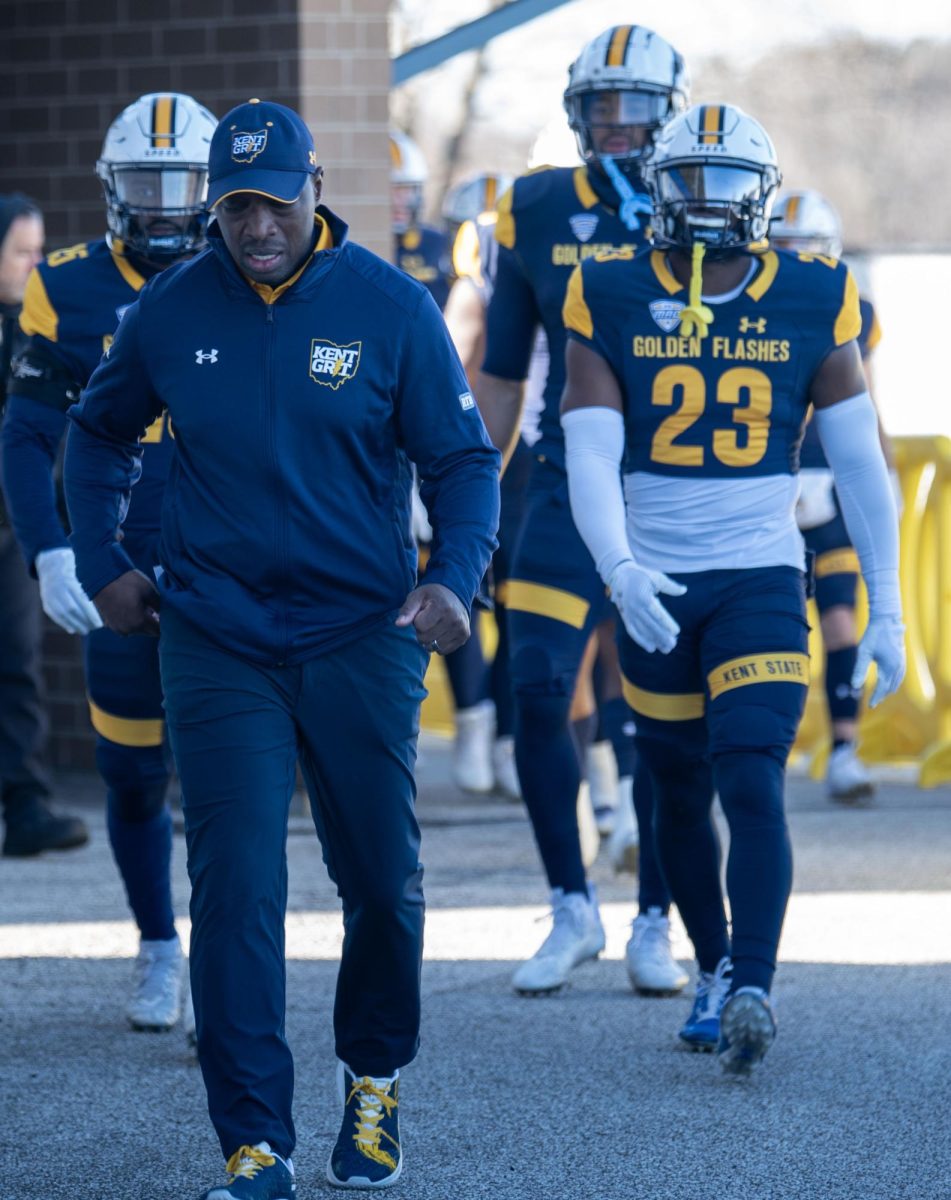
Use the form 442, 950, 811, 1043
207, 99, 318, 207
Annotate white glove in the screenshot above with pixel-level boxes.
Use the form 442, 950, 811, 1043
852, 615, 905, 708
35, 547, 103, 635
410, 481, 433, 544
608, 561, 686, 654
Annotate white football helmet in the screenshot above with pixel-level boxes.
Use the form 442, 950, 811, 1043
644, 104, 782, 251
564, 26, 689, 178
771, 189, 843, 258
441, 172, 513, 230
390, 130, 428, 233
97, 93, 216, 265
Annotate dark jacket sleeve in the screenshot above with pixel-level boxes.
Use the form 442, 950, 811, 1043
397, 289, 500, 608
63, 299, 163, 598
1, 396, 70, 566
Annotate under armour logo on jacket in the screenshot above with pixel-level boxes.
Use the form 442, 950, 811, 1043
196, 349, 218, 364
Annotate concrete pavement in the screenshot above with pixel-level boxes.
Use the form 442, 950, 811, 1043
1, 736, 949, 1199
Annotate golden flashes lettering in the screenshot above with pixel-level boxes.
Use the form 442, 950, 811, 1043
632, 335, 791, 362
551, 243, 637, 266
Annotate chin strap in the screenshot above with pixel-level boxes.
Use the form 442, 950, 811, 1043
599, 156, 652, 233
678, 242, 714, 339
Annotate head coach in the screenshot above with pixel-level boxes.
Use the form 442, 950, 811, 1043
63, 99, 500, 1198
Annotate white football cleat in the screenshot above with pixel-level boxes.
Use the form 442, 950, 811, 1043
513, 886, 605, 995
126, 937, 184, 1032
625, 906, 688, 995
586, 740, 619, 835
452, 700, 495, 793
826, 743, 874, 803
608, 775, 639, 874
492, 735, 521, 801
576, 780, 600, 870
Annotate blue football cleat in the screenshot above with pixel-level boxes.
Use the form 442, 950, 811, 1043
199, 1143, 295, 1199
679, 957, 732, 1051
717, 986, 777, 1077
327, 1062, 402, 1189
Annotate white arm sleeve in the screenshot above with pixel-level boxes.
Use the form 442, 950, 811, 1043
813, 392, 901, 617
561, 406, 633, 583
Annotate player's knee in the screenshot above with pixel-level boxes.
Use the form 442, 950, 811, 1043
97, 738, 170, 822
707, 699, 803, 766
638, 735, 713, 829
512, 645, 574, 736
714, 750, 786, 829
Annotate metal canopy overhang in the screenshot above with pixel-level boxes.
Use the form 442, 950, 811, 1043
392, 0, 576, 85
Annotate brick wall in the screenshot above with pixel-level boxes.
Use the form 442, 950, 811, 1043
0, 0, 301, 246
1, 0, 393, 769
298, 0, 392, 261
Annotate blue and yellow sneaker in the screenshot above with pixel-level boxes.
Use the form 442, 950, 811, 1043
327, 1062, 402, 1189
717, 986, 777, 1077
679, 957, 732, 1051
199, 1142, 295, 1199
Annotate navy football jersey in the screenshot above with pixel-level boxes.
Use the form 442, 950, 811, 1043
798, 292, 881, 470
565, 247, 862, 480
484, 165, 649, 458
16, 238, 171, 538
394, 223, 452, 310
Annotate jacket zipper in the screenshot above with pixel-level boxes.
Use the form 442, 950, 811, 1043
263, 303, 288, 665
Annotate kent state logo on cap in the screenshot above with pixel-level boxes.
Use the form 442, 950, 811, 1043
207, 98, 319, 207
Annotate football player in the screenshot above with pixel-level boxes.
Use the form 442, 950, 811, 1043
477, 25, 691, 998
391, 129, 452, 310
561, 104, 904, 1073
1, 93, 216, 1033
440, 174, 520, 797
771, 188, 894, 802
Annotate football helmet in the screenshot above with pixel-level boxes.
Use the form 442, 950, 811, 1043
441, 172, 513, 231
771, 189, 843, 258
645, 104, 782, 251
564, 26, 688, 179
390, 129, 428, 234
97, 93, 216, 265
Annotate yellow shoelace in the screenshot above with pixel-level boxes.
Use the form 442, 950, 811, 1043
678, 241, 714, 339
347, 1076, 400, 1168
225, 1145, 276, 1181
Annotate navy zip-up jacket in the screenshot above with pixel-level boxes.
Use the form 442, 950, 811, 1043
64, 206, 500, 666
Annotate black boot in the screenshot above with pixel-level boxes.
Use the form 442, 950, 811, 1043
2, 800, 89, 857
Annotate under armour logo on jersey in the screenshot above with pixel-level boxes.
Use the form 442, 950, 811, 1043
739, 317, 767, 333
569, 213, 600, 243
195, 349, 219, 364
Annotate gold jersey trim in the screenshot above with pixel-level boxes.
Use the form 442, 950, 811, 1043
563, 264, 593, 339
622, 675, 705, 721
707, 651, 810, 700
19, 269, 58, 341
503, 579, 590, 629
815, 548, 860, 578
89, 699, 165, 748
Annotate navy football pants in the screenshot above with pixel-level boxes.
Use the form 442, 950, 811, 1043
160, 611, 428, 1160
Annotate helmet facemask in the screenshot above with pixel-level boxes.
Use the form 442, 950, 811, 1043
650, 160, 780, 254
98, 162, 209, 266
566, 85, 675, 185
391, 182, 423, 235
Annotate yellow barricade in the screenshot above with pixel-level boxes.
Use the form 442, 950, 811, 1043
795, 436, 951, 787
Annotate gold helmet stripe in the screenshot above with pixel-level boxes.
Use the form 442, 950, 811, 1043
701, 104, 724, 146
785, 194, 801, 223
484, 175, 497, 211
152, 94, 175, 149
606, 25, 634, 67
389, 137, 402, 169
